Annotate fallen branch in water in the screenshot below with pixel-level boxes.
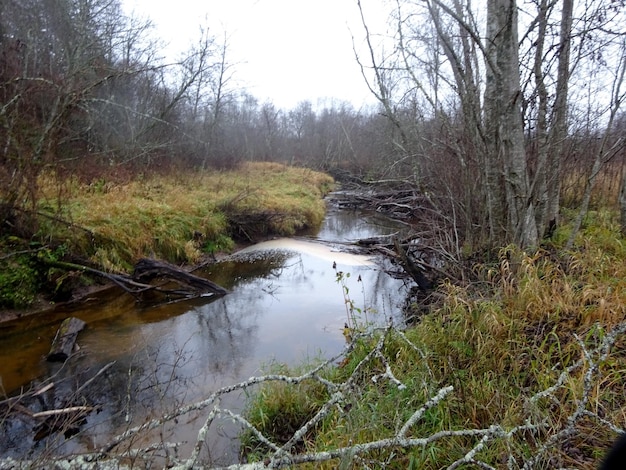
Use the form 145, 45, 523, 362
41, 257, 228, 302
133, 258, 229, 295
47, 317, 86, 362
32, 406, 95, 419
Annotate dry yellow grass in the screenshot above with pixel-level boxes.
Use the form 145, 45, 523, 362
561, 163, 624, 208
36, 162, 334, 271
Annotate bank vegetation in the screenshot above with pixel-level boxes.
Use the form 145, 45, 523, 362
0, 162, 333, 310
239, 208, 626, 469
2, 0, 626, 468
2, 209, 624, 468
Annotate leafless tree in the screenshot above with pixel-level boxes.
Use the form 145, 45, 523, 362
0, 0, 241, 236
1, 0, 139, 230
354, 0, 626, 250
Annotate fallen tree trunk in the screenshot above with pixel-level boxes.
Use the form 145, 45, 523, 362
41, 257, 228, 302
133, 258, 229, 295
42, 258, 156, 295
47, 317, 86, 362
393, 238, 432, 292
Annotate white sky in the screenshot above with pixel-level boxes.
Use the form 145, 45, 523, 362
123, 0, 389, 110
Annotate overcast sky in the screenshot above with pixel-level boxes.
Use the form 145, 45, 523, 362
123, 0, 389, 110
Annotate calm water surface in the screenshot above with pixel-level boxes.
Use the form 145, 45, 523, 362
0, 207, 408, 465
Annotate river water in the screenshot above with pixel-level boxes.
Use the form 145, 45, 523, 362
0, 206, 409, 465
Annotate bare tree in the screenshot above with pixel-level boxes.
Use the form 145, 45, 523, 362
483, 0, 538, 246
544, 0, 574, 236
354, 0, 626, 250
0, 0, 242, 237
1, 0, 135, 229
565, 35, 626, 248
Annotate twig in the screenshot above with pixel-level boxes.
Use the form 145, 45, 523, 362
75, 361, 116, 395
32, 406, 94, 419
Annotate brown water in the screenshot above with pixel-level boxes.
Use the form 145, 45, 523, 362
0, 207, 408, 465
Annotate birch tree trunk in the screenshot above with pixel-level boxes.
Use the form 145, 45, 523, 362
545, 0, 574, 236
530, 0, 550, 239
440, 0, 490, 244
483, 0, 538, 247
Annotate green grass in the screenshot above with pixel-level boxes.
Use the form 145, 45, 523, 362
241, 209, 626, 469
0, 238, 39, 309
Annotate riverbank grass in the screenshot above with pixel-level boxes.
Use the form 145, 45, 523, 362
38, 162, 333, 269
241, 209, 626, 469
0, 162, 333, 308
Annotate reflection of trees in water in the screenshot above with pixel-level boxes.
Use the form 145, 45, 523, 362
193, 296, 261, 379
367, 264, 406, 320
1, 210, 413, 464
319, 209, 407, 241
336, 264, 406, 326
201, 251, 293, 289
1, 249, 308, 463
0, 357, 147, 459
0, 290, 264, 464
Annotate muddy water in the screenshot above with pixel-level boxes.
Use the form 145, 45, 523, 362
0, 207, 408, 465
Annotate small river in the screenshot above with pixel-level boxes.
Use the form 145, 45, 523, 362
0, 205, 409, 465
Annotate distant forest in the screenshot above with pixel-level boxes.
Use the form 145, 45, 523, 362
2, 0, 626, 247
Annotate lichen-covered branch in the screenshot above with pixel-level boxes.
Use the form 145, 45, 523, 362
2, 321, 625, 469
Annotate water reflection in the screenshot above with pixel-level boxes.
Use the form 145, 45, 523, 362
0, 208, 409, 465
317, 206, 406, 242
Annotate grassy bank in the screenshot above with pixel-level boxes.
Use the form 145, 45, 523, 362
0, 162, 334, 309
241, 209, 626, 468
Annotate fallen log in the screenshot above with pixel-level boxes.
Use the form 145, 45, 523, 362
41, 257, 228, 301
47, 317, 86, 362
393, 238, 432, 292
42, 258, 157, 295
133, 258, 229, 295
355, 234, 398, 247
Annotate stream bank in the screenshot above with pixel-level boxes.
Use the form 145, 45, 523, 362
0, 163, 335, 316
0, 205, 411, 466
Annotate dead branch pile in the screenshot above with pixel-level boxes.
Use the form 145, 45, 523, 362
0, 362, 115, 446
327, 183, 465, 286
328, 187, 433, 220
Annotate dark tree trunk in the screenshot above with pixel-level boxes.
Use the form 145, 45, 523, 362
133, 258, 229, 295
